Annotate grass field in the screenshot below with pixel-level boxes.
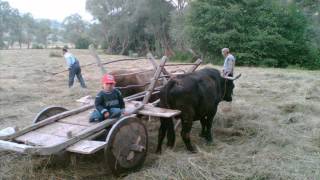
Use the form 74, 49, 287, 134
0, 49, 320, 179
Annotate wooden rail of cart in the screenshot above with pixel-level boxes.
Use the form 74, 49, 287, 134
0, 55, 202, 176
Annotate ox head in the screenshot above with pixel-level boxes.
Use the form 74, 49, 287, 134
221, 74, 241, 102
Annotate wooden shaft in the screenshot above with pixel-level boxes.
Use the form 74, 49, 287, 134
113, 69, 154, 77
147, 53, 170, 83
89, 45, 107, 75
186, 58, 202, 73
147, 53, 158, 71
164, 63, 199, 66
142, 56, 167, 104
100, 58, 142, 65
116, 83, 150, 90
125, 91, 160, 101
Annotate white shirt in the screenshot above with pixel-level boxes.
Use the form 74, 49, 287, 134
64, 52, 76, 68
223, 54, 235, 75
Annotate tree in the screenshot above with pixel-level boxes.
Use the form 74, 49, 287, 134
186, 0, 319, 68
62, 14, 89, 45
34, 19, 51, 48
86, 0, 174, 56
0, 1, 13, 48
21, 13, 36, 49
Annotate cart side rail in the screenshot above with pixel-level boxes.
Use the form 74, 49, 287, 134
0, 104, 93, 141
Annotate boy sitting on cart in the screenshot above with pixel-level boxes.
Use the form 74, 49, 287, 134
89, 74, 126, 122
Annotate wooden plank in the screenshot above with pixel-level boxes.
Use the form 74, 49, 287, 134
23, 116, 125, 155
35, 122, 88, 138
15, 131, 68, 147
0, 104, 93, 141
126, 101, 180, 118
0, 140, 32, 153
139, 105, 180, 118
59, 109, 94, 126
66, 140, 107, 154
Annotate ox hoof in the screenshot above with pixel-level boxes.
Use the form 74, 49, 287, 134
199, 132, 206, 138
186, 146, 198, 153
206, 140, 214, 146
155, 148, 162, 154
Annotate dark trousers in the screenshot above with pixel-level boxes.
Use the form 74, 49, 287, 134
89, 108, 122, 122
69, 62, 86, 88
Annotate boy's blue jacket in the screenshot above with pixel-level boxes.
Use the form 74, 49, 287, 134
95, 88, 125, 115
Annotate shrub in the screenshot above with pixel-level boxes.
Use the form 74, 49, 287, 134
170, 51, 194, 62
75, 37, 91, 49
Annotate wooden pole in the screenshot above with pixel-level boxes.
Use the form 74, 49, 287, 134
89, 44, 107, 75
142, 56, 167, 104
186, 58, 202, 73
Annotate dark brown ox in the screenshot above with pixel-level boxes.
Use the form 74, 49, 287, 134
156, 68, 241, 153
110, 69, 165, 102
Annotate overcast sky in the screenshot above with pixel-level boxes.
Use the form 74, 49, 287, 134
6, 0, 93, 22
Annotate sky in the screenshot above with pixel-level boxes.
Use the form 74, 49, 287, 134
6, 0, 93, 22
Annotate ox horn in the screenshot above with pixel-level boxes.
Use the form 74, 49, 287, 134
224, 73, 242, 80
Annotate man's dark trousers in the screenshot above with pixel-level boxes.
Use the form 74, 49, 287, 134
68, 61, 86, 88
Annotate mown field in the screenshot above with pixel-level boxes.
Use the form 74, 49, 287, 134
0, 49, 320, 180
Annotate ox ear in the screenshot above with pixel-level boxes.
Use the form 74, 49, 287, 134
224, 73, 242, 81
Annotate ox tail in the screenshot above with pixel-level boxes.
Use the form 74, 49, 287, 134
160, 79, 177, 109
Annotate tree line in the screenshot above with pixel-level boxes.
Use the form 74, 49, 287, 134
1, 0, 319, 69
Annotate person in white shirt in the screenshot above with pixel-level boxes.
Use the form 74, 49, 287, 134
62, 48, 87, 88
222, 48, 236, 77
221, 48, 235, 112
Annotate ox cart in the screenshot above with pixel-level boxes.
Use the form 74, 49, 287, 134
0, 55, 202, 176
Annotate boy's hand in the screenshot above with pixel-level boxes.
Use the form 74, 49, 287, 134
104, 112, 110, 119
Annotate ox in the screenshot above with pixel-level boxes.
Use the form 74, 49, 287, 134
156, 68, 241, 153
110, 69, 156, 97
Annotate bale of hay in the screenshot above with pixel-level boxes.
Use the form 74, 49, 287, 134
49, 51, 62, 58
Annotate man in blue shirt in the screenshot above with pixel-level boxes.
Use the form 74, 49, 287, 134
62, 48, 87, 88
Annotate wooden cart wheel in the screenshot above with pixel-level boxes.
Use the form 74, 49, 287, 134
105, 115, 148, 176
33, 106, 68, 123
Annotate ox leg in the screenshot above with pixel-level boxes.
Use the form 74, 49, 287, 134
156, 118, 168, 154
181, 119, 196, 153
205, 108, 217, 143
166, 118, 175, 148
199, 117, 207, 138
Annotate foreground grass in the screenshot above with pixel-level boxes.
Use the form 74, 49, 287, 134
0, 49, 320, 179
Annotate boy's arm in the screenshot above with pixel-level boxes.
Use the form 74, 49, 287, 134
95, 92, 108, 115
116, 89, 125, 109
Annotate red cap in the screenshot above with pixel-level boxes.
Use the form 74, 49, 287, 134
102, 74, 116, 84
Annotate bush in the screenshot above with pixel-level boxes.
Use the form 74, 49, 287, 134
170, 51, 194, 62
75, 37, 91, 49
